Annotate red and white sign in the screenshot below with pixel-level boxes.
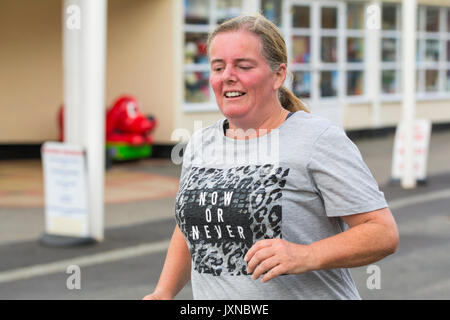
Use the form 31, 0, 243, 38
391, 119, 432, 181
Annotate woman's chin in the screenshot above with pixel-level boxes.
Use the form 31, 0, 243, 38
219, 104, 249, 119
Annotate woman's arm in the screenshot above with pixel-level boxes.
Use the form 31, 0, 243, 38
310, 207, 399, 269
245, 207, 399, 283
143, 225, 191, 300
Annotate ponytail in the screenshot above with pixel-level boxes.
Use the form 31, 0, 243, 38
279, 86, 310, 113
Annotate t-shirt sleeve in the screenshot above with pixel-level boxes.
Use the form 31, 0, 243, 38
307, 125, 388, 217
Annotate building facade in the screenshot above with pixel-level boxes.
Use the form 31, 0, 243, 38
1, 0, 450, 146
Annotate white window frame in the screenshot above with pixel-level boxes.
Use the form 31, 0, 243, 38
285, 0, 370, 107
380, 2, 403, 102
379, 4, 450, 102
344, 1, 370, 104
416, 5, 450, 100
183, 0, 249, 112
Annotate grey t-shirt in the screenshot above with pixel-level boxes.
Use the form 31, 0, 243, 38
174, 111, 388, 300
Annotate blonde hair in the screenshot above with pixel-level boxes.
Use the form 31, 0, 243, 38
207, 13, 309, 113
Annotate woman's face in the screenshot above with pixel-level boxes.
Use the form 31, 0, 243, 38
209, 30, 284, 121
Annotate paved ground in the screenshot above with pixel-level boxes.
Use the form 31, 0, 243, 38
0, 129, 449, 300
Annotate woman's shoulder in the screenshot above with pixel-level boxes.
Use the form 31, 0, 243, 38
287, 111, 337, 140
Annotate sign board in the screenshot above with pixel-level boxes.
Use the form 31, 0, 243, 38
391, 119, 432, 181
41, 142, 89, 237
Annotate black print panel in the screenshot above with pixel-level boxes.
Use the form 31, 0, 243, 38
175, 164, 289, 276
183, 188, 254, 249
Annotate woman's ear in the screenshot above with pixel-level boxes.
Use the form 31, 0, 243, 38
273, 63, 287, 91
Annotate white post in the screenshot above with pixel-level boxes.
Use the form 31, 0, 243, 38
63, 0, 107, 241
400, 0, 417, 189
63, 0, 83, 144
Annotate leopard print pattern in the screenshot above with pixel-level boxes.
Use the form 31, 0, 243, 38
175, 164, 289, 276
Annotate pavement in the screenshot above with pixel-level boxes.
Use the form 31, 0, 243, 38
0, 129, 449, 300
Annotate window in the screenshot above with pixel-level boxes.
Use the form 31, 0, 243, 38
292, 5, 310, 28
322, 7, 337, 29
261, 0, 282, 26
447, 9, 450, 91
425, 7, 439, 32
216, 0, 242, 24
320, 70, 338, 97
185, 0, 209, 25
287, 2, 367, 102
381, 38, 397, 62
382, 70, 397, 94
321, 37, 337, 63
183, 0, 243, 110
319, 5, 339, 98
290, 4, 311, 100
382, 3, 397, 30
293, 71, 311, 98
416, 6, 450, 95
347, 3, 364, 29
345, 2, 365, 97
380, 3, 401, 95
447, 70, 450, 91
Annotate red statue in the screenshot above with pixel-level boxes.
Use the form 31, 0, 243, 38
58, 95, 157, 150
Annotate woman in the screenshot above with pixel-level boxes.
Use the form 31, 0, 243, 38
143, 14, 398, 300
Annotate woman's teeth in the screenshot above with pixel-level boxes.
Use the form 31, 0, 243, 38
225, 91, 245, 98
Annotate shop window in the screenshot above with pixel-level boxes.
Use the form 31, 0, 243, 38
425, 69, 439, 92
446, 70, 450, 91
292, 36, 310, 63
320, 71, 338, 97
382, 4, 397, 30
448, 8, 450, 32
216, 0, 242, 24
416, 6, 449, 95
292, 5, 310, 28
446, 41, 450, 62
183, 0, 244, 110
382, 70, 397, 94
293, 72, 311, 98
185, 0, 209, 25
347, 37, 364, 63
380, 3, 401, 97
425, 40, 439, 62
345, 3, 365, 97
291, 4, 311, 100
321, 37, 337, 63
185, 33, 208, 64
347, 71, 364, 96
262, 0, 281, 26
382, 38, 397, 62
321, 7, 337, 29
425, 7, 439, 32
185, 72, 210, 103
347, 3, 364, 29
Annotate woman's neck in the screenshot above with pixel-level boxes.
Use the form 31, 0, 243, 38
226, 105, 289, 140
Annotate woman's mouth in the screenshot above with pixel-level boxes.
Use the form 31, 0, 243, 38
224, 91, 246, 99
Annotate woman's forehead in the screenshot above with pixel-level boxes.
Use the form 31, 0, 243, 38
209, 31, 263, 63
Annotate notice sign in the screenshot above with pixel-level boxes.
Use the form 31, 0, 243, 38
391, 119, 432, 181
42, 142, 89, 237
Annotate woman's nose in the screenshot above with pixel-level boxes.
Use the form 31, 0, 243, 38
222, 65, 237, 83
